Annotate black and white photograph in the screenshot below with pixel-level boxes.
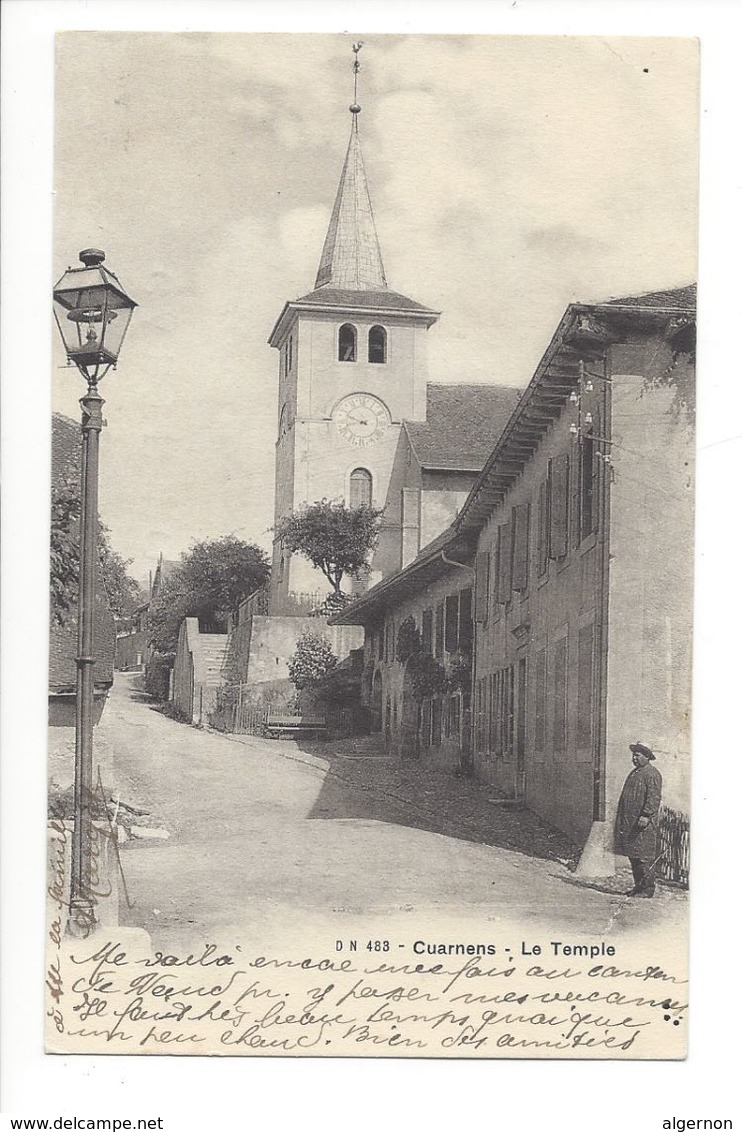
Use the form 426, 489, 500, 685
2, 0, 740, 1124
40, 30, 698, 1059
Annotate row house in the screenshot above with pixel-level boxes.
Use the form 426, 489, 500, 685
333, 285, 695, 871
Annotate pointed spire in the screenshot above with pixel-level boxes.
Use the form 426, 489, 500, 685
314, 44, 387, 292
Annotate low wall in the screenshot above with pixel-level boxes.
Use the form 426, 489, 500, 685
244, 616, 364, 690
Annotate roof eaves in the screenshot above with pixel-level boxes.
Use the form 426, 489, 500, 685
420, 461, 483, 473
268, 302, 300, 348
454, 306, 579, 534
295, 299, 439, 320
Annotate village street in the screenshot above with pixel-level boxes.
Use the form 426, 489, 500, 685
97, 674, 686, 956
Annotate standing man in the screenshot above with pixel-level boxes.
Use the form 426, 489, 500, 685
615, 742, 663, 897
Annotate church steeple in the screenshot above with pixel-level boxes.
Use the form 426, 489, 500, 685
314, 44, 387, 292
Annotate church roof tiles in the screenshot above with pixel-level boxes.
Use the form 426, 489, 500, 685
293, 286, 437, 314
405, 383, 523, 472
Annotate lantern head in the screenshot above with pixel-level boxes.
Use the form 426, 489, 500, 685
53, 249, 137, 382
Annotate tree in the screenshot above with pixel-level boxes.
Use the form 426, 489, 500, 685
275, 499, 384, 596
148, 536, 270, 654
50, 456, 145, 627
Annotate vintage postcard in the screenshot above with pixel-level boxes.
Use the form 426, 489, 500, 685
45, 32, 697, 1059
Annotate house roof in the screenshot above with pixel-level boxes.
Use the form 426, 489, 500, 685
406, 383, 522, 472
50, 413, 115, 692
51, 412, 80, 485
314, 117, 387, 292
49, 597, 115, 693
603, 283, 696, 310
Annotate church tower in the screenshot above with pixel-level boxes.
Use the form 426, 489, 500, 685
268, 46, 440, 610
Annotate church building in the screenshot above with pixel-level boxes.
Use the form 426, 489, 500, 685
195, 51, 525, 717
267, 57, 519, 610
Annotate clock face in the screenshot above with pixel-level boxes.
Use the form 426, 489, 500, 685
333, 394, 391, 448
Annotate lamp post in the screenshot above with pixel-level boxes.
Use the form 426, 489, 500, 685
53, 248, 137, 936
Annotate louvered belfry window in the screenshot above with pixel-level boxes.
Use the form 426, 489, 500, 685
339, 323, 357, 361
368, 325, 387, 364
349, 468, 372, 509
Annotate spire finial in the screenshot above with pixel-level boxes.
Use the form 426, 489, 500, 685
349, 41, 363, 116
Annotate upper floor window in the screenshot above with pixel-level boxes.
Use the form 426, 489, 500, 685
287, 334, 293, 373
368, 325, 387, 364
339, 323, 357, 362
349, 467, 372, 509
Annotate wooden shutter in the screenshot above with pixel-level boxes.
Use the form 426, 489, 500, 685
512, 503, 530, 592
534, 648, 546, 754
590, 408, 601, 534
421, 608, 433, 654
549, 453, 569, 559
459, 588, 473, 653
553, 637, 567, 753
496, 522, 513, 604
474, 551, 490, 623
445, 593, 459, 654
537, 480, 549, 575
576, 622, 594, 748
570, 441, 581, 549
434, 602, 444, 657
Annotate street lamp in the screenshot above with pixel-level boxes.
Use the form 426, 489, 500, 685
53, 248, 137, 936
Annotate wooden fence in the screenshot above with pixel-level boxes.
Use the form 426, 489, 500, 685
657, 805, 690, 888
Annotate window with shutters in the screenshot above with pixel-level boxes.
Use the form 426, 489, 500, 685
338, 323, 357, 362
368, 325, 387, 364
421, 608, 433, 654
474, 551, 490, 623
489, 666, 515, 759
549, 453, 569, 559
512, 502, 530, 592
349, 468, 372, 509
534, 648, 547, 756
553, 637, 568, 753
434, 602, 444, 657
496, 522, 513, 604
577, 622, 595, 748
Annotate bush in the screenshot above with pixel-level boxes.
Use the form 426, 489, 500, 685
288, 632, 338, 691
407, 652, 450, 701
145, 654, 173, 701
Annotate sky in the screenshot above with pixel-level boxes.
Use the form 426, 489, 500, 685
51, 33, 699, 584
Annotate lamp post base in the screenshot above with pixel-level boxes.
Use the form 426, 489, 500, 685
67, 897, 97, 939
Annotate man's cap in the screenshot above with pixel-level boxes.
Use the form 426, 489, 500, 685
630, 741, 655, 760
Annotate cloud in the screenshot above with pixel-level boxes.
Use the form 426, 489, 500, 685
523, 224, 609, 258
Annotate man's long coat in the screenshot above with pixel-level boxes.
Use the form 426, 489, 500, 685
615, 763, 663, 862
